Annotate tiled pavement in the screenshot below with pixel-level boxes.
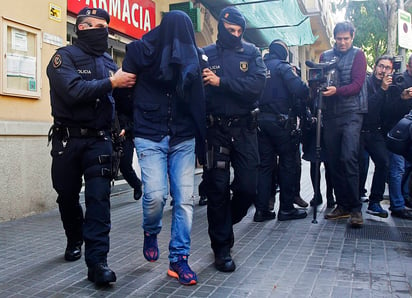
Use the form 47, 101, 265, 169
1, 161, 412, 297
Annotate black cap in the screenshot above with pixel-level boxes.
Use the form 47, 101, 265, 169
77, 7, 110, 24
219, 7, 246, 32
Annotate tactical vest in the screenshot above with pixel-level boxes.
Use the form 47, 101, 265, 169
321, 47, 367, 117
203, 42, 260, 117
48, 45, 116, 130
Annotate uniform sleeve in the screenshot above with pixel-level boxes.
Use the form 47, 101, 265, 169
46, 49, 112, 107
280, 63, 309, 100
219, 47, 267, 103
336, 50, 367, 97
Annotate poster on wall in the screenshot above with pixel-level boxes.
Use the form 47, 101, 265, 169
67, 0, 156, 39
11, 29, 28, 52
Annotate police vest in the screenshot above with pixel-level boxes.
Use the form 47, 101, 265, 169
203, 42, 264, 117
47, 45, 116, 130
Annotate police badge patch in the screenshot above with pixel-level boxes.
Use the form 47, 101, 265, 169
240, 61, 248, 72
52, 53, 62, 68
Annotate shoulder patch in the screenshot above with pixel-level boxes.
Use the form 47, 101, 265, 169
52, 53, 62, 68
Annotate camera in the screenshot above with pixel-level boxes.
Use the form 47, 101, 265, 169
392, 56, 405, 88
389, 55, 405, 94
305, 59, 338, 94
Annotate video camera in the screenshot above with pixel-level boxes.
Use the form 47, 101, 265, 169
389, 55, 405, 93
305, 59, 338, 89
305, 59, 338, 98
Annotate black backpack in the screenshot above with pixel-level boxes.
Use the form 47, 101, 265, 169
387, 110, 412, 161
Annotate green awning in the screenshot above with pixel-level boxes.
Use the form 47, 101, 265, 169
199, 0, 318, 48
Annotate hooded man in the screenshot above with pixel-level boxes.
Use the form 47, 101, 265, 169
201, 6, 267, 272
122, 10, 207, 286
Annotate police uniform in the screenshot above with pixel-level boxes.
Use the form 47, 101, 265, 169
46, 7, 118, 285
202, 7, 266, 272
256, 40, 309, 221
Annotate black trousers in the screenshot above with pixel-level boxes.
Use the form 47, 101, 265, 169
323, 113, 363, 212
119, 136, 141, 190
204, 124, 259, 257
359, 130, 389, 203
256, 120, 299, 212
51, 135, 112, 267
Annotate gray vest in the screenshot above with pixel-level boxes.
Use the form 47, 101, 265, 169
320, 46, 367, 118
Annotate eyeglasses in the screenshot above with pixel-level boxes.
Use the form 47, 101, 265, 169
376, 64, 392, 71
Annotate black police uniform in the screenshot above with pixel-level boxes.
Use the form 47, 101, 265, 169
202, 35, 266, 261
256, 53, 309, 218
47, 44, 116, 268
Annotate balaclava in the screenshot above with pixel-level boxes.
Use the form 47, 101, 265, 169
217, 7, 246, 49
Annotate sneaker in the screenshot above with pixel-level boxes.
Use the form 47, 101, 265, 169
366, 203, 388, 218
143, 232, 159, 262
324, 206, 350, 219
349, 211, 363, 228
391, 208, 412, 220
405, 197, 412, 209
167, 255, 197, 285
360, 196, 369, 203
294, 196, 308, 208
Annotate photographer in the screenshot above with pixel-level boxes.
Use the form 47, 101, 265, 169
320, 21, 368, 228
382, 54, 412, 219
359, 55, 392, 218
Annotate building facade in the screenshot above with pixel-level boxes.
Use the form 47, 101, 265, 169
0, 0, 331, 222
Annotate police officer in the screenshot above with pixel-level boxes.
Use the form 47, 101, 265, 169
255, 40, 309, 222
46, 7, 136, 285
202, 6, 266, 272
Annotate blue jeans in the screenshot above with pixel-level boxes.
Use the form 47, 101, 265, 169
134, 136, 195, 262
388, 152, 406, 211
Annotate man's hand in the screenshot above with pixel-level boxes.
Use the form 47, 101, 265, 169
110, 68, 136, 88
401, 87, 412, 100
202, 68, 220, 87
321, 86, 337, 97
381, 73, 392, 91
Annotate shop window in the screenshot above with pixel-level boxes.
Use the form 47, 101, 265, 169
1, 18, 41, 98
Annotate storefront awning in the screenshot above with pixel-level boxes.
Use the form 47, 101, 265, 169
198, 0, 318, 48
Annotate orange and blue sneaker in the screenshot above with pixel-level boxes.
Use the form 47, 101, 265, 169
143, 232, 159, 262
167, 255, 197, 285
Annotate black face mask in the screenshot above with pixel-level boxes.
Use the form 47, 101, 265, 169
76, 27, 109, 56
216, 22, 242, 49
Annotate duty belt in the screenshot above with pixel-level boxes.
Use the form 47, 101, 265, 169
51, 125, 108, 139
258, 112, 288, 124
207, 114, 250, 128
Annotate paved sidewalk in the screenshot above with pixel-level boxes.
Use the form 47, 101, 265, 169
1, 162, 412, 297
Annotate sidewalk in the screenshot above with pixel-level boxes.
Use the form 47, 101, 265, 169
1, 162, 412, 297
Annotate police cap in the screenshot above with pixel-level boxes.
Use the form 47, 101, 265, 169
77, 7, 110, 24
219, 7, 246, 32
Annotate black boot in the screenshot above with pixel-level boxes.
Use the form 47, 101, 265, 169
64, 241, 82, 262
87, 263, 116, 285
